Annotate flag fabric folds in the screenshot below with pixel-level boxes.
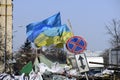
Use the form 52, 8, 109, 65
26, 12, 73, 48
34, 24, 73, 48
26, 12, 61, 42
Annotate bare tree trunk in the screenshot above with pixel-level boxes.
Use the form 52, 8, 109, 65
106, 19, 120, 48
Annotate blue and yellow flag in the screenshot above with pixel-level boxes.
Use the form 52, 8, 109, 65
26, 12, 61, 42
26, 12, 73, 48
34, 24, 73, 48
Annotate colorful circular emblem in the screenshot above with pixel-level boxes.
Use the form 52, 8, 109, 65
66, 36, 87, 54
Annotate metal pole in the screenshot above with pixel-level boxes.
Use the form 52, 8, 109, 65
67, 19, 74, 35
116, 47, 118, 68
85, 72, 89, 80
116, 48, 119, 79
4, 0, 7, 72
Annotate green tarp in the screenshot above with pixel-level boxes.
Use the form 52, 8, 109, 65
20, 61, 33, 75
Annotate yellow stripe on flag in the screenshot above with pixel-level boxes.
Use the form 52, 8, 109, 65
62, 32, 73, 43
34, 34, 48, 47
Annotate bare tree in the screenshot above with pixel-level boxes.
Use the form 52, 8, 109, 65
20, 39, 32, 53
43, 45, 67, 63
100, 49, 109, 68
106, 19, 120, 48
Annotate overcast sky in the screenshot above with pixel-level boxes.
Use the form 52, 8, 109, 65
13, 0, 120, 51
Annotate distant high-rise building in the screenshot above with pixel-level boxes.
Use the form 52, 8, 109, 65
0, 0, 13, 56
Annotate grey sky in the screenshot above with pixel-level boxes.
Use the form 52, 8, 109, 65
13, 0, 120, 51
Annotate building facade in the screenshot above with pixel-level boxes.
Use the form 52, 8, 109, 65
109, 48, 120, 67
0, 0, 13, 56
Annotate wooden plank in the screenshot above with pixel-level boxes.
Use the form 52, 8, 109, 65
89, 61, 120, 67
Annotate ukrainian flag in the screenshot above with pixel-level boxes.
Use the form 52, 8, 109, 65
26, 12, 61, 42
26, 12, 73, 48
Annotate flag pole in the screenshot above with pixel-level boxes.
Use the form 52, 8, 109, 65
65, 19, 74, 66
67, 19, 74, 35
